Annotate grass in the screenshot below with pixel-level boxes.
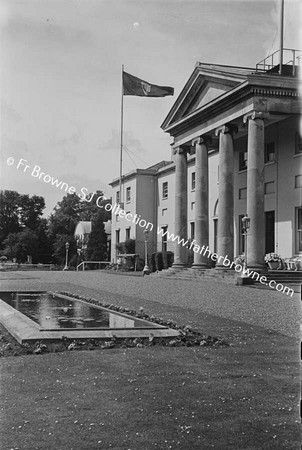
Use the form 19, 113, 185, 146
0, 335, 300, 449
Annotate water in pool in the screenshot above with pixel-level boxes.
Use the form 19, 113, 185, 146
0, 292, 156, 329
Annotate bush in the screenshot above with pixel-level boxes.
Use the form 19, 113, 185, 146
116, 239, 136, 255
155, 252, 163, 271
162, 251, 174, 269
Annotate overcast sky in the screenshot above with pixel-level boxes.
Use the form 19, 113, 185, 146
1, 0, 301, 216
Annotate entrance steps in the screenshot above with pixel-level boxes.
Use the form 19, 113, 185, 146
152, 267, 238, 284
266, 270, 302, 284
152, 268, 302, 285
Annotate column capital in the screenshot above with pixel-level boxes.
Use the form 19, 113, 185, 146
243, 111, 270, 123
192, 134, 212, 147
172, 146, 188, 156
215, 123, 238, 137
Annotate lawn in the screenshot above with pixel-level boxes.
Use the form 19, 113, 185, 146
1, 343, 300, 449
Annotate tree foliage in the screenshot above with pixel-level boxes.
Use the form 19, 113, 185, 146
0, 189, 112, 266
2, 228, 39, 263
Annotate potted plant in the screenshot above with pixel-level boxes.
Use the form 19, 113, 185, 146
264, 252, 281, 270
234, 254, 245, 267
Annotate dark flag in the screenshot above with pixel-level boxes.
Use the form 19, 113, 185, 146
123, 71, 174, 97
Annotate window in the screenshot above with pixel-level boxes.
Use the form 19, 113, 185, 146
265, 142, 275, 163
162, 226, 168, 252
116, 190, 120, 204
239, 214, 245, 254
125, 228, 130, 240
239, 151, 248, 171
295, 175, 302, 188
295, 132, 302, 154
191, 172, 195, 191
190, 222, 195, 240
126, 187, 131, 203
162, 182, 168, 199
116, 214, 119, 222
162, 208, 167, 216
265, 211, 275, 254
264, 181, 275, 194
191, 202, 195, 210
239, 188, 247, 199
116, 230, 120, 245
296, 207, 302, 253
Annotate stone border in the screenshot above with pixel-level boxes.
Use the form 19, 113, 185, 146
0, 291, 179, 344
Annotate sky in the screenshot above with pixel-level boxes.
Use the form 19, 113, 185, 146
1, 0, 301, 216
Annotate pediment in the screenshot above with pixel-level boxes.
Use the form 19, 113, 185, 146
185, 81, 231, 114
162, 64, 248, 131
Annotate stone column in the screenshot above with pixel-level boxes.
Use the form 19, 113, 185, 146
191, 135, 212, 268
243, 111, 269, 270
215, 123, 237, 267
172, 146, 188, 268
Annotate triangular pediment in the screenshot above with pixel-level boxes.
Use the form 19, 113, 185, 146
162, 63, 250, 131
185, 81, 231, 114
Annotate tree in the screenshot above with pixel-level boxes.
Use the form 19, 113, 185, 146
86, 211, 108, 261
52, 234, 78, 267
18, 194, 45, 229
48, 191, 111, 266
0, 190, 22, 246
2, 228, 39, 263
48, 193, 83, 238
0, 190, 46, 249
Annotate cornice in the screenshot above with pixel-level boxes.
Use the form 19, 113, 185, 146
163, 81, 300, 137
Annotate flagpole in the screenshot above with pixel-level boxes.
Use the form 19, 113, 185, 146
119, 64, 124, 205
279, 0, 284, 75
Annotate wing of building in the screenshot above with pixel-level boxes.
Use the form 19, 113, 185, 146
110, 54, 302, 271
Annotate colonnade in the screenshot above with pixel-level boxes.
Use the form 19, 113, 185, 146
172, 110, 269, 270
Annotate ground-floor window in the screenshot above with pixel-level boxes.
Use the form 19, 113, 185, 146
238, 214, 245, 254
265, 211, 275, 254
162, 226, 168, 252
116, 229, 120, 245
213, 218, 218, 254
190, 222, 195, 240
295, 207, 302, 253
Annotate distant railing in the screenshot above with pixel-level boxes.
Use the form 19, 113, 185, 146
0, 263, 56, 271
256, 48, 302, 75
76, 261, 110, 271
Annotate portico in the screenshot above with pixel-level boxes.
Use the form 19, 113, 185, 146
161, 60, 301, 270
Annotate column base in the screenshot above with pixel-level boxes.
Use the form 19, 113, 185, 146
191, 263, 209, 269
172, 263, 187, 270
246, 264, 267, 272
215, 265, 234, 270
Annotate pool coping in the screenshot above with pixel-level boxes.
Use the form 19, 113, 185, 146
0, 291, 180, 343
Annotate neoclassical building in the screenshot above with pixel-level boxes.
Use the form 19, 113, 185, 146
110, 57, 302, 270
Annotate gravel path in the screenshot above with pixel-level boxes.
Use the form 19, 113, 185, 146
0, 270, 300, 337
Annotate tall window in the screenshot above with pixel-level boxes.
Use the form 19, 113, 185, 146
295, 207, 302, 253
162, 182, 168, 199
190, 222, 195, 240
126, 228, 130, 240
239, 151, 248, 171
116, 230, 120, 245
238, 214, 245, 254
191, 172, 195, 191
265, 142, 275, 163
295, 132, 302, 154
126, 187, 131, 203
162, 226, 168, 252
116, 190, 120, 204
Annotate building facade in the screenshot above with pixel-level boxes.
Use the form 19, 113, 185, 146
110, 58, 302, 269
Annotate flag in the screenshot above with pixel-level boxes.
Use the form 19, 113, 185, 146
123, 71, 174, 97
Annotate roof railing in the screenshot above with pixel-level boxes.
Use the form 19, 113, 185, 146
256, 48, 302, 75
